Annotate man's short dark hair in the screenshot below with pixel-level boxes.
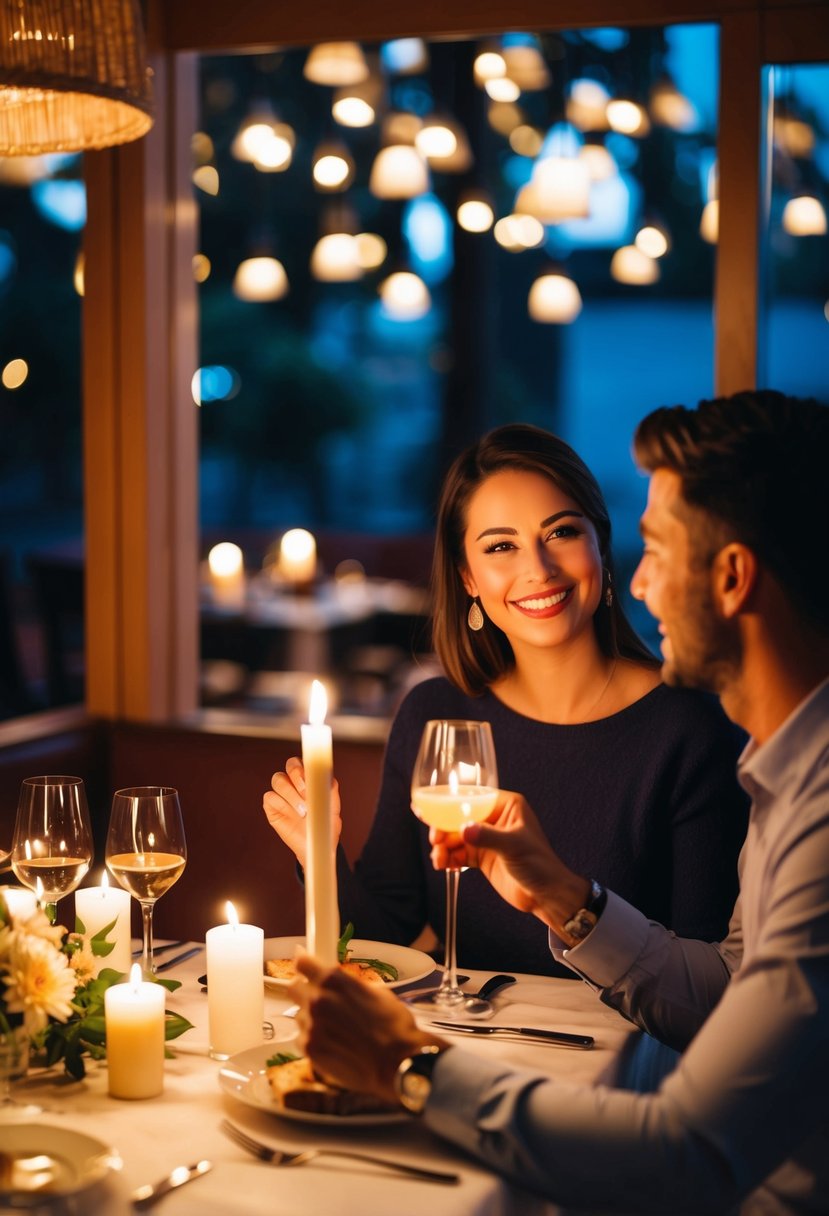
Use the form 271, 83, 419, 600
633, 389, 829, 632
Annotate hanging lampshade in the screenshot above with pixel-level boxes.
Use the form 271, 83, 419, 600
379, 271, 431, 320
610, 245, 660, 285
782, 195, 827, 236
516, 155, 590, 223
303, 42, 368, 87
232, 256, 289, 302
369, 144, 428, 199
0, 0, 153, 155
528, 273, 582, 323
415, 113, 473, 173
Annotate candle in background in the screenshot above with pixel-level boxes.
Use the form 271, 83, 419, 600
75, 872, 133, 977
208, 542, 245, 610
301, 679, 338, 966
279, 528, 317, 588
104, 963, 165, 1099
206, 901, 264, 1059
0, 885, 38, 921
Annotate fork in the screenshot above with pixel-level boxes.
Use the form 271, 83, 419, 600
221, 1119, 459, 1184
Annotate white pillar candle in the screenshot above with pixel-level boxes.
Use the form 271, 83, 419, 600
279, 528, 317, 587
208, 542, 245, 610
105, 963, 165, 1099
206, 901, 265, 1059
75, 873, 133, 977
1, 885, 38, 921
300, 679, 339, 966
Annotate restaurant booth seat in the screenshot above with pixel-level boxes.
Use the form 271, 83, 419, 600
0, 713, 386, 945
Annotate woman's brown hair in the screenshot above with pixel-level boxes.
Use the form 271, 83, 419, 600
431, 423, 656, 696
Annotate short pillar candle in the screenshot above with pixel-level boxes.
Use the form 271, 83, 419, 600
105, 963, 165, 1099
206, 901, 264, 1059
75, 873, 133, 977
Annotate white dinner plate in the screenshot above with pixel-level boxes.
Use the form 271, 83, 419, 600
219, 1043, 409, 1126
0, 1123, 120, 1205
263, 936, 435, 991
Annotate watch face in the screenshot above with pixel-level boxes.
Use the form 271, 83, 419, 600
396, 1047, 442, 1114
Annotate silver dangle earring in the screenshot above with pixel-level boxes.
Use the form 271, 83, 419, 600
468, 598, 484, 631
604, 570, 613, 608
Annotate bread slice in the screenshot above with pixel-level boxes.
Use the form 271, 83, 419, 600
266, 1055, 395, 1116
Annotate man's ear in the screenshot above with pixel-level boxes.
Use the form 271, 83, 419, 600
712, 543, 758, 618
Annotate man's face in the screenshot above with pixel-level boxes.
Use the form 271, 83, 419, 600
631, 468, 741, 693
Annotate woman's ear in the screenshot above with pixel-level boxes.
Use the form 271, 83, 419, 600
460, 566, 477, 598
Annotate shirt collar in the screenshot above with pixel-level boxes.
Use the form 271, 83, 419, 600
738, 676, 829, 800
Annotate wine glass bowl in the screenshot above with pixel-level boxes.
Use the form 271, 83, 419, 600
10, 776, 94, 920
105, 786, 187, 975
408, 719, 498, 1015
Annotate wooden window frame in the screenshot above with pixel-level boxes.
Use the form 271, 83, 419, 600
81, 0, 829, 721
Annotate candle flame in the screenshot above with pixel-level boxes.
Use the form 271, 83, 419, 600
449, 770, 459, 795
35, 877, 44, 902
309, 679, 328, 726
130, 963, 142, 990
225, 900, 239, 928
101, 871, 110, 892
25, 838, 32, 860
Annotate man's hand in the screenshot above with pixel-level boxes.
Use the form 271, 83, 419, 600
288, 954, 446, 1105
430, 790, 590, 936
263, 757, 342, 869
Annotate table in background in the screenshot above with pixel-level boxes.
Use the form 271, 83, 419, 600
5, 948, 641, 1216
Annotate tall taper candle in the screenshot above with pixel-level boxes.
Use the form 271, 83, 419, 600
300, 679, 338, 965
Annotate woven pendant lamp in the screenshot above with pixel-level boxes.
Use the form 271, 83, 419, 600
0, 0, 153, 155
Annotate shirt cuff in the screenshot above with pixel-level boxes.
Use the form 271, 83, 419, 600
548, 889, 652, 989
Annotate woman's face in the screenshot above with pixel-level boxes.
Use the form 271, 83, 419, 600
461, 468, 604, 654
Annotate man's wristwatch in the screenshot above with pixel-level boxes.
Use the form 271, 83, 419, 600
394, 1045, 444, 1114
562, 878, 607, 944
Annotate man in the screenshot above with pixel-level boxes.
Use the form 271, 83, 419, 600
291, 390, 829, 1214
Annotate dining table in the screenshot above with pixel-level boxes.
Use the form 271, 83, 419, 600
3, 943, 643, 1216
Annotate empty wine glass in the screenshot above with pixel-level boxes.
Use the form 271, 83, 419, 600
105, 787, 187, 976
406, 719, 498, 1015
10, 776, 93, 922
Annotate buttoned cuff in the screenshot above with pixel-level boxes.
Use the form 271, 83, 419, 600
548, 889, 652, 989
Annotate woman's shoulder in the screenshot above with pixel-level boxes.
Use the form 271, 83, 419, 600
391, 673, 481, 725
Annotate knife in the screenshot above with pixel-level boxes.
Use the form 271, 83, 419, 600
155, 945, 202, 972
134, 938, 187, 958
432, 1021, 594, 1048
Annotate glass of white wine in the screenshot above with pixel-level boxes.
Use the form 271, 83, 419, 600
105, 786, 187, 976
11, 776, 93, 921
407, 719, 498, 1014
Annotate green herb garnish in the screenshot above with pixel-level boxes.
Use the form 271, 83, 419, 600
266, 1050, 301, 1067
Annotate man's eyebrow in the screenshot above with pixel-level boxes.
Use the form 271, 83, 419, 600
475, 510, 583, 542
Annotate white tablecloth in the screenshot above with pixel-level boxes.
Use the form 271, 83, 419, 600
3, 946, 640, 1216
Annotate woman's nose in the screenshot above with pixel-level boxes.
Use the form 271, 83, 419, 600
527, 541, 557, 580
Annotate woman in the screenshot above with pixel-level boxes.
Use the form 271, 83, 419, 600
263, 424, 748, 974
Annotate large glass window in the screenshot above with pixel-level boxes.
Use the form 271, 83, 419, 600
0, 153, 84, 719
195, 25, 719, 715
765, 64, 829, 397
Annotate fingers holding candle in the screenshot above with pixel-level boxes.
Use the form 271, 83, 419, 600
263, 758, 342, 868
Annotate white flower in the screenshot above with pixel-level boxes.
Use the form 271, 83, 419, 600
68, 936, 96, 985
21, 910, 67, 948
4, 932, 77, 1033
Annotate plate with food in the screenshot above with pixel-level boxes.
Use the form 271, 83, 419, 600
218, 1043, 409, 1126
263, 924, 435, 991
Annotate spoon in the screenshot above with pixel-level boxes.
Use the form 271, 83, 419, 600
462, 973, 516, 1017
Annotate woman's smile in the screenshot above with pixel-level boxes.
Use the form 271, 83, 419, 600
511, 586, 574, 617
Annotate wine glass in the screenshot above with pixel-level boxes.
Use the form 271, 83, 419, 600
10, 776, 93, 922
105, 787, 187, 976
406, 719, 498, 1015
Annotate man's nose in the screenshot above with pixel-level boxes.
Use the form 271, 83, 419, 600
630, 557, 646, 601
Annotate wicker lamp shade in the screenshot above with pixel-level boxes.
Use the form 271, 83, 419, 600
0, 0, 153, 155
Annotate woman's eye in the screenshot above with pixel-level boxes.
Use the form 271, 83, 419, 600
546, 525, 580, 541
483, 540, 516, 553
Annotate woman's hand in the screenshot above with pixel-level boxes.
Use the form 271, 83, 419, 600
262, 757, 342, 868
289, 953, 445, 1105
430, 790, 590, 933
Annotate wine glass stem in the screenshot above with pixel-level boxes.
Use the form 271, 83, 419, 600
44, 901, 57, 924
140, 901, 155, 975
438, 868, 462, 997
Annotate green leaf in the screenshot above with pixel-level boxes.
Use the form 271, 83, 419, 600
74, 914, 87, 935
164, 1012, 194, 1042
266, 1050, 301, 1067
337, 922, 355, 964
348, 957, 399, 981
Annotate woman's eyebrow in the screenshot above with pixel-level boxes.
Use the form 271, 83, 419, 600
475, 510, 584, 541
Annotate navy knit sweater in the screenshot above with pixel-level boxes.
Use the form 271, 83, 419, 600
336, 677, 749, 976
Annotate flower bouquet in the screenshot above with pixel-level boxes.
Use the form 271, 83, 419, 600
0, 890, 192, 1080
